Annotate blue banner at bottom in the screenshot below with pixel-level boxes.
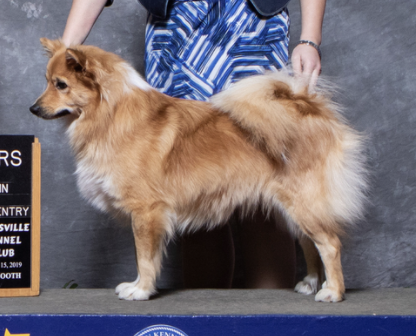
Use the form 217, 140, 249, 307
1, 315, 416, 336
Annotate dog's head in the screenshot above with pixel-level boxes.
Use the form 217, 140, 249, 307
30, 38, 107, 120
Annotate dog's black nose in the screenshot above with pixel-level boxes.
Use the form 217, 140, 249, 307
30, 104, 41, 116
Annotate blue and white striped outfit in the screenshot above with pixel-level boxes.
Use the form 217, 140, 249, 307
145, 0, 289, 101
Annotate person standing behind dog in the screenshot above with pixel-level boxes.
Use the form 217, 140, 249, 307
62, 0, 325, 290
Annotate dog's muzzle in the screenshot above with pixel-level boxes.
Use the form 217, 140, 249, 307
29, 104, 71, 119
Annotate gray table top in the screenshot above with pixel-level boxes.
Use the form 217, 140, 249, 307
1, 288, 416, 316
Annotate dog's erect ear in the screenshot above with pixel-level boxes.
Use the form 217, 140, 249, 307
65, 49, 87, 73
40, 38, 63, 58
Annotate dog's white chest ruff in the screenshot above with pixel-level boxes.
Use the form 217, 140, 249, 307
75, 159, 117, 213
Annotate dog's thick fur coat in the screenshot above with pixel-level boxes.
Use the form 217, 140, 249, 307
31, 39, 367, 302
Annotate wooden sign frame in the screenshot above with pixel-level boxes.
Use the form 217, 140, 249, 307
0, 136, 41, 297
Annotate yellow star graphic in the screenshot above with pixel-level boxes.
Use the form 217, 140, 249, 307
4, 329, 30, 336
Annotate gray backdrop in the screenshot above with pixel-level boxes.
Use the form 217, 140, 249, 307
0, 0, 415, 290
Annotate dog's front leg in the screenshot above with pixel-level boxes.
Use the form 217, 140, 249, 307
116, 205, 169, 300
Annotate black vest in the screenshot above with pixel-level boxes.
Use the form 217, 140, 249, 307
107, 0, 290, 18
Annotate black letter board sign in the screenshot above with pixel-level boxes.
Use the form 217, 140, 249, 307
0, 135, 40, 297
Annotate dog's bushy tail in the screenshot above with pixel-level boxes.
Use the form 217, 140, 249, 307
211, 71, 368, 227
211, 71, 309, 159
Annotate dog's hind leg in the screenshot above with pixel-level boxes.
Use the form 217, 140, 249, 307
294, 235, 324, 295
116, 203, 171, 300
305, 230, 344, 302
282, 195, 345, 301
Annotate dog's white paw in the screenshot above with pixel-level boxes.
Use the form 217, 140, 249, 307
119, 286, 152, 301
314, 287, 344, 303
294, 274, 320, 295
115, 277, 153, 300
115, 282, 135, 295
115, 277, 140, 295
116, 281, 153, 301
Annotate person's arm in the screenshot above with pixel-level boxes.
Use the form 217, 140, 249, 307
62, 0, 108, 47
291, 0, 326, 84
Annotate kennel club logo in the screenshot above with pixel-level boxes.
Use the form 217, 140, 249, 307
134, 325, 188, 336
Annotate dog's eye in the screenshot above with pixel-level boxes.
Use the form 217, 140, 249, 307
56, 81, 68, 90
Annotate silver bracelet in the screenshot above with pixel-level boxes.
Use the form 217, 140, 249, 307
298, 40, 322, 59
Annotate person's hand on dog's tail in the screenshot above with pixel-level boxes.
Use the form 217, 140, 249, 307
291, 0, 326, 91
292, 42, 321, 90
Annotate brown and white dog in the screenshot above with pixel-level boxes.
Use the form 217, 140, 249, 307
30, 38, 367, 302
